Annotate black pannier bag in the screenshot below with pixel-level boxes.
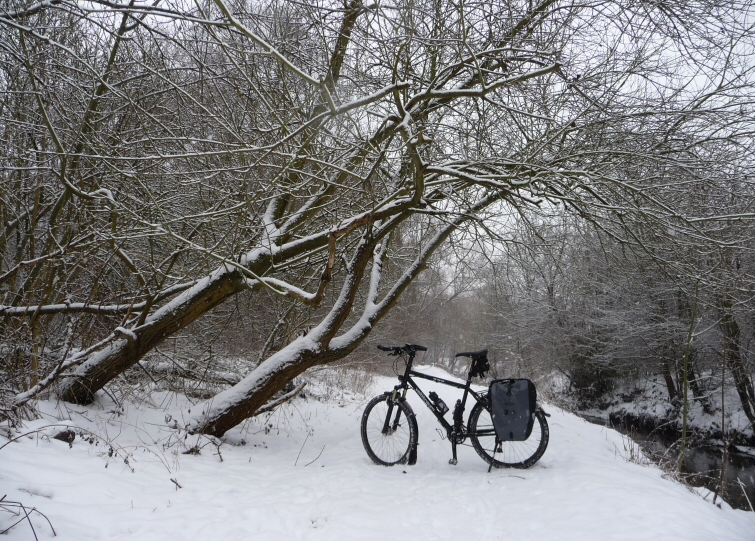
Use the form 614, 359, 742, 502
489, 379, 537, 441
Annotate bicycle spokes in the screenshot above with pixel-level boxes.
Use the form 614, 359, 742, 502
362, 395, 416, 466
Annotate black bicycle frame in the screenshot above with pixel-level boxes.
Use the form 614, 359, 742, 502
373, 344, 547, 467
391, 350, 487, 440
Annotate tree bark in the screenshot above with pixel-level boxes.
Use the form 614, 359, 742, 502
687, 356, 712, 415
718, 295, 755, 426
60, 268, 246, 403
188, 345, 346, 436
660, 358, 677, 401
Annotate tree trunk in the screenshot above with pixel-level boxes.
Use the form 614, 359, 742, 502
718, 295, 755, 426
60, 268, 246, 403
188, 343, 347, 436
687, 355, 712, 415
187, 226, 384, 436
660, 358, 677, 401
54, 187, 414, 405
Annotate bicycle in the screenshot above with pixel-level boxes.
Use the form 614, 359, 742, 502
361, 344, 550, 469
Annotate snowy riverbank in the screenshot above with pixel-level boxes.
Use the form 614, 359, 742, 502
572, 374, 755, 448
2, 368, 754, 540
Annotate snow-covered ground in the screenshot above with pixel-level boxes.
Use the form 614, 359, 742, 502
2, 366, 754, 540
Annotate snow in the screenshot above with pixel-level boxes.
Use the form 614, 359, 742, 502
146, 273, 218, 324
259, 278, 318, 302
328, 247, 383, 351
184, 336, 319, 431
2, 367, 753, 540
114, 327, 138, 342
576, 374, 755, 441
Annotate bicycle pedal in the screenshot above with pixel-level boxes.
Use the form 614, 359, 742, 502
448, 458, 458, 465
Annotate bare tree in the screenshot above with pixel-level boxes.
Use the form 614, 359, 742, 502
2, 0, 754, 436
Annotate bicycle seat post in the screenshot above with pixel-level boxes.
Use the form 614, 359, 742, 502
401, 348, 416, 388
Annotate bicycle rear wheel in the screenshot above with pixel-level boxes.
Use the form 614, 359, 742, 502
361, 393, 417, 466
468, 402, 549, 469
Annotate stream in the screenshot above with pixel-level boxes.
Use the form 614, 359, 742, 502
580, 414, 755, 512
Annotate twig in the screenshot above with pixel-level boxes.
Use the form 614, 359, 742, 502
212, 439, 223, 462
170, 478, 182, 490
0, 495, 56, 537
22, 502, 38, 541
712, 444, 727, 505
737, 477, 754, 512
255, 382, 307, 416
304, 445, 326, 467
294, 429, 311, 466
134, 361, 160, 385
0, 425, 61, 452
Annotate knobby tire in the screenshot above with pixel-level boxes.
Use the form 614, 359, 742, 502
361, 393, 417, 466
468, 402, 549, 469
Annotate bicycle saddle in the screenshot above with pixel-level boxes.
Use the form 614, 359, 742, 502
455, 349, 487, 359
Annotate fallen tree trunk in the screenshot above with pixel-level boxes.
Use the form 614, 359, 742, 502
149, 361, 243, 387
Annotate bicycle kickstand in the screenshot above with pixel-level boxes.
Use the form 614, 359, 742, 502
449, 439, 458, 466
488, 439, 499, 473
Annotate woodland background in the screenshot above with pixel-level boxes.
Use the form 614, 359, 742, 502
1, 0, 754, 444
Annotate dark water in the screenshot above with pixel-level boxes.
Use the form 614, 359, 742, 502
580, 414, 755, 512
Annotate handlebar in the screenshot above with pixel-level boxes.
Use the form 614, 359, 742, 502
377, 344, 427, 355
377, 343, 489, 378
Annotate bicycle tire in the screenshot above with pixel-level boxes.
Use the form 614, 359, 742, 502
361, 393, 417, 466
468, 401, 549, 469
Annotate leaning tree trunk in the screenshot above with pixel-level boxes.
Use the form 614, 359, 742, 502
54, 206, 399, 405
186, 193, 502, 436
59, 268, 246, 403
187, 341, 353, 436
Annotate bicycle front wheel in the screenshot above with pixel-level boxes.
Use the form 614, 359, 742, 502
468, 402, 549, 469
361, 393, 417, 466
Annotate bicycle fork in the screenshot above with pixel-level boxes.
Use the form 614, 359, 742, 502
382, 388, 404, 434
381, 403, 402, 434
383, 389, 418, 465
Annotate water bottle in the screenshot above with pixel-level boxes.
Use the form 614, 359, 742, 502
429, 391, 449, 415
